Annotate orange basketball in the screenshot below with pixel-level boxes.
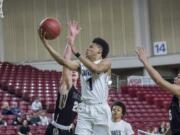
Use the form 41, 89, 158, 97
39, 18, 61, 40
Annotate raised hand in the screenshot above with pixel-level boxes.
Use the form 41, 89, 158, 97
38, 27, 49, 46
136, 48, 148, 64
68, 20, 81, 37
67, 20, 81, 54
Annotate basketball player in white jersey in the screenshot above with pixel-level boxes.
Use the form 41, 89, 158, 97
39, 21, 112, 135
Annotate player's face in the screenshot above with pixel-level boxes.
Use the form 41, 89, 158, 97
85, 43, 102, 59
174, 73, 180, 85
112, 106, 123, 120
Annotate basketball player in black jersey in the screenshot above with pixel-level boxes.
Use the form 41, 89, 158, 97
42, 26, 81, 135
137, 48, 180, 135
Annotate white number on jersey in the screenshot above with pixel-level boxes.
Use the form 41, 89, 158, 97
169, 109, 172, 121
72, 101, 79, 112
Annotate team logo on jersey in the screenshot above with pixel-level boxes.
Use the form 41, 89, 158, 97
82, 69, 91, 76
111, 130, 121, 135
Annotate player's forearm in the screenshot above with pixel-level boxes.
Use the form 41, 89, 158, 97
78, 55, 99, 72
142, 61, 180, 96
77, 54, 110, 73
143, 61, 164, 85
44, 44, 66, 66
63, 44, 72, 60
62, 44, 72, 85
44, 44, 75, 70
137, 48, 180, 96
77, 54, 111, 73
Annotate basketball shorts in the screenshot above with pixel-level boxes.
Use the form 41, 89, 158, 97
75, 102, 112, 135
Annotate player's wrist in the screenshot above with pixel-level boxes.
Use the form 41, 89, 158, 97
142, 60, 148, 65
74, 52, 81, 58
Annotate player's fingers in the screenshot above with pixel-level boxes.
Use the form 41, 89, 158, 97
38, 28, 43, 39
135, 47, 141, 54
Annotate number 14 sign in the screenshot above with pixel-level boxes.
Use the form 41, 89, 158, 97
153, 41, 167, 56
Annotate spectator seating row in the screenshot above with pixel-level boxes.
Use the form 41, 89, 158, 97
0, 62, 60, 112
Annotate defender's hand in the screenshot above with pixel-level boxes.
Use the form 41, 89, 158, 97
136, 48, 148, 64
68, 20, 81, 37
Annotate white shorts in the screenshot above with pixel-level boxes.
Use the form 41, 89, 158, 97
75, 102, 112, 135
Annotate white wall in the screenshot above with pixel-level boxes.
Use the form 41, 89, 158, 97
25, 53, 180, 71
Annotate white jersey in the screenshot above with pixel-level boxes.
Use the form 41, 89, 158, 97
110, 120, 134, 135
79, 59, 110, 104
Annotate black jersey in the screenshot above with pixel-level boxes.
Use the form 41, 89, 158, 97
54, 85, 81, 126
169, 96, 180, 135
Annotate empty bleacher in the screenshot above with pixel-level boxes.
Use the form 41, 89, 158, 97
0, 61, 59, 134
0, 61, 61, 112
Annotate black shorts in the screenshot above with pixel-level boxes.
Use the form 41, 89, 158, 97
45, 123, 74, 135
173, 132, 180, 135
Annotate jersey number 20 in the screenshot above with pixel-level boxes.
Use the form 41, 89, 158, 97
72, 101, 79, 112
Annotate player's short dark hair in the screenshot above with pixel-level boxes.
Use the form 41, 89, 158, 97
111, 101, 126, 116
92, 37, 109, 58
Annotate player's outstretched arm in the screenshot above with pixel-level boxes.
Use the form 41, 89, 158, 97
59, 44, 73, 94
38, 28, 79, 71
59, 21, 80, 93
61, 44, 73, 86
77, 56, 111, 73
136, 48, 180, 97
